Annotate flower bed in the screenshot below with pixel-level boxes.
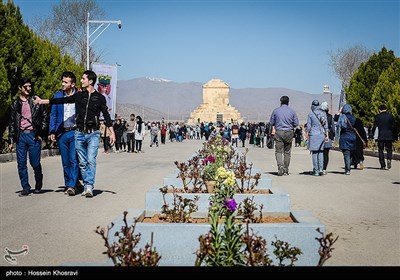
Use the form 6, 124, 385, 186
106, 208, 324, 266
145, 186, 291, 213
163, 174, 272, 190
98, 134, 332, 267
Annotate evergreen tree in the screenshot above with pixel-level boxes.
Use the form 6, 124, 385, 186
0, 0, 83, 143
372, 58, 400, 137
0, 1, 30, 138
346, 47, 396, 126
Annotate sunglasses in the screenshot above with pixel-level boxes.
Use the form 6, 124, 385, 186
23, 85, 32, 91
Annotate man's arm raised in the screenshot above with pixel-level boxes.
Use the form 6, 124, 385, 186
33, 96, 49, 105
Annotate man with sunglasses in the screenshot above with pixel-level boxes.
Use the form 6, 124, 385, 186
8, 78, 49, 197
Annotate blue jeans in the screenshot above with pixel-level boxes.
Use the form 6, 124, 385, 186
58, 130, 79, 188
342, 149, 352, 172
311, 151, 324, 172
16, 131, 43, 192
75, 130, 100, 189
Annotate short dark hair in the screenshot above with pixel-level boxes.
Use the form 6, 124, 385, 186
130, 113, 135, 117
62, 71, 76, 84
18, 77, 32, 87
280, 95, 289, 105
378, 104, 387, 111
83, 70, 97, 86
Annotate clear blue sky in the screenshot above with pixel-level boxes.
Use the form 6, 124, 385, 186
13, 0, 400, 95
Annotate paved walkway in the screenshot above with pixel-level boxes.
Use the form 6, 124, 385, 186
0, 140, 399, 266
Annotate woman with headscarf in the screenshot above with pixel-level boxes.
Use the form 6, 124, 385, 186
336, 104, 357, 175
351, 116, 368, 170
320, 101, 335, 174
134, 115, 146, 153
305, 100, 329, 176
113, 118, 124, 152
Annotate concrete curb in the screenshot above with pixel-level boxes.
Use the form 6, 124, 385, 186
331, 146, 400, 160
0, 149, 60, 163
2, 147, 397, 163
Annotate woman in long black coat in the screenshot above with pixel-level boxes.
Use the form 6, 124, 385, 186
238, 123, 247, 147
351, 117, 368, 169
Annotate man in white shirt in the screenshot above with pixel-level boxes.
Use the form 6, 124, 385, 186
48, 71, 80, 196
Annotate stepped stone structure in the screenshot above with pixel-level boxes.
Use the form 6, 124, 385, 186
187, 79, 243, 124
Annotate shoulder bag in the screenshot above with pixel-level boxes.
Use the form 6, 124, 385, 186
345, 116, 367, 148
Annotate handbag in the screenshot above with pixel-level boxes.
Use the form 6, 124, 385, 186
345, 116, 367, 149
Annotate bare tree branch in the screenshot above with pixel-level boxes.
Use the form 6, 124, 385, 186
31, 0, 105, 67
328, 44, 373, 88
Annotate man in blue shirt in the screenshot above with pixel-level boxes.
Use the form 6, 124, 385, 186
48, 72, 80, 196
269, 96, 299, 176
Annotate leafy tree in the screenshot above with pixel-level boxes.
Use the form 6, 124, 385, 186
371, 58, 400, 135
346, 47, 397, 127
32, 0, 105, 67
0, 1, 30, 138
0, 0, 83, 142
328, 44, 372, 88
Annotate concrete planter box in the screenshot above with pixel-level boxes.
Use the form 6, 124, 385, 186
171, 166, 263, 177
145, 186, 290, 213
163, 174, 272, 190
107, 209, 324, 266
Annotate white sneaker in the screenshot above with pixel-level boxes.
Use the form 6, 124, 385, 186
85, 186, 93, 198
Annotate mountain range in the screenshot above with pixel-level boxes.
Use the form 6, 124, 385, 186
116, 77, 340, 124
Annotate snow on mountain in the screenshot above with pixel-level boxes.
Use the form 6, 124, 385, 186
145, 77, 172, 83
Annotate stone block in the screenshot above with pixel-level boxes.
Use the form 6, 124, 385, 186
107, 208, 324, 266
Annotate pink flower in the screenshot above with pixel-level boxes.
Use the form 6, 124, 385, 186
202, 155, 216, 165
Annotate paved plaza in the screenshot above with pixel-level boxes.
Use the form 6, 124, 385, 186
0, 139, 399, 266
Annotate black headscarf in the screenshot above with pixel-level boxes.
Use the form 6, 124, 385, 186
136, 116, 143, 133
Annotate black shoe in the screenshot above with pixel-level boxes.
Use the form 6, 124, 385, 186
387, 160, 391, 170
19, 190, 30, 197
75, 182, 84, 193
380, 166, 386, 170
33, 189, 42, 194
35, 182, 42, 191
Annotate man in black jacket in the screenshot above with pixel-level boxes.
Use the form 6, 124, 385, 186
8, 78, 48, 196
35, 70, 115, 197
372, 105, 395, 170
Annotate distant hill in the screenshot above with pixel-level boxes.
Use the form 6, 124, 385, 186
116, 77, 340, 124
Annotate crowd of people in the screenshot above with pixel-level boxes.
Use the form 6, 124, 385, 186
8, 73, 396, 198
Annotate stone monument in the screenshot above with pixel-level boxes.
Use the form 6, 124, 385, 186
187, 79, 242, 124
